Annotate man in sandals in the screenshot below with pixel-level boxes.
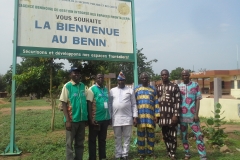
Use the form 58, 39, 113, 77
134, 72, 160, 159
156, 69, 181, 160
178, 70, 207, 160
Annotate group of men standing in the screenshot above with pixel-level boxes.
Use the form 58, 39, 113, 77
59, 67, 207, 160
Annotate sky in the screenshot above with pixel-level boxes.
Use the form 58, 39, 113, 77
1, 0, 240, 75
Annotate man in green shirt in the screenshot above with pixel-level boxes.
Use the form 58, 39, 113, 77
87, 73, 111, 160
59, 67, 89, 160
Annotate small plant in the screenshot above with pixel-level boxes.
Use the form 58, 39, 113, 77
201, 103, 228, 146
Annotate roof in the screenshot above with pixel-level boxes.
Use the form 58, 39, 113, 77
190, 70, 240, 78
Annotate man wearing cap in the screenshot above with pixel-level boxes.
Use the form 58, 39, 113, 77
109, 71, 138, 160
59, 67, 89, 160
178, 70, 207, 160
87, 73, 111, 160
134, 72, 160, 159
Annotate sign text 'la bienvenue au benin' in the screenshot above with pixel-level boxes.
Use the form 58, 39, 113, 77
17, 0, 134, 61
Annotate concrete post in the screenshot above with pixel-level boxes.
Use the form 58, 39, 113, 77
214, 78, 222, 111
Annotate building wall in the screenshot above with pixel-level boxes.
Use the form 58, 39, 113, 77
231, 89, 240, 98
208, 77, 231, 94
230, 78, 240, 98
199, 98, 240, 121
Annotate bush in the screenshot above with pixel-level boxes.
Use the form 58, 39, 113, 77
201, 103, 228, 146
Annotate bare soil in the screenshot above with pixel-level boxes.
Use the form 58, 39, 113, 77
0, 106, 51, 115
0, 99, 8, 105
0, 153, 31, 160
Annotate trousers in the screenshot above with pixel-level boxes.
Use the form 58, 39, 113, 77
66, 121, 85, 160
88, 120, 109, 160
113, 125, 132, 158
162, 125, 177, 157
180, 122, 207, 159
137, 127, 155, 155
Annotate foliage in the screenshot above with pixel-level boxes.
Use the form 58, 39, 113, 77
169, 67, 184, 80
0, 74, 7, 92
67, 60, 109, 85
2, 48, 157, 97
5, 58, 64, 98
201, 103, 228, 146
107, 48, 158, 84
67, 48, 158, 85
2, 63, 22, 94
151, 73, 161, 81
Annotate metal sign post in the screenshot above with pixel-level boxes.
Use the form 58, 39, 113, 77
131, 0, 138, 86
1, 0, 21, 155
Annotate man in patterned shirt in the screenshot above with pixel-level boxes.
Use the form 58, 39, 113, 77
134, 72, 160, 159
178, 70, 207, 160
157, 69, 181, 160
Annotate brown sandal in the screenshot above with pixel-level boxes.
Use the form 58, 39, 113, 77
183, 156, 191, 159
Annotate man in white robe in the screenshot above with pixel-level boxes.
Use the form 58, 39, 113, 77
109, 71, 138, 160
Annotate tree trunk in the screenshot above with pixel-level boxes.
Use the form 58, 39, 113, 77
49, 59, 55, 131
51, 99, 56, 131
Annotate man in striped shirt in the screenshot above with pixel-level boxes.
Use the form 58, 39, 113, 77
134, 72, 160, 159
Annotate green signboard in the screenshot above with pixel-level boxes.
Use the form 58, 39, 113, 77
2, 0, 138, 156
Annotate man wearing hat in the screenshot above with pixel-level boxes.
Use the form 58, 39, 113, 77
109, 71, 138, 160
59, 67, 89, 160
134, 72, 160, 159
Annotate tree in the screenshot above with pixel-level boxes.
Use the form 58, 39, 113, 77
67, 48, 158, 85
13, 58, 64, 131
170, 67, 184, 80
3, 64, 23, 94
7, 57, 64, 98
107, 48, 158, 84
0, 74, 7, 92
151, 73, 161, 81
67, 60, 109, 85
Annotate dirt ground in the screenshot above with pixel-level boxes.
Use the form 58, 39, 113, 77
0, 99, 8, 104
202, 94, 236, 99
0, 153, 31, 160
0, 106, 51, 115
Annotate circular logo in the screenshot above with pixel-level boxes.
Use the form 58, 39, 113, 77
118, 3, 130, 15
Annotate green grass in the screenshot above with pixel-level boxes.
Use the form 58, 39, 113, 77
0, 101, 240, 159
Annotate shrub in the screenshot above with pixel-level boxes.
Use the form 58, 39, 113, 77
201, 103, 228, 146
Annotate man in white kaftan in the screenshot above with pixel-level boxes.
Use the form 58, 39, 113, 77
109, 72, 138, 160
